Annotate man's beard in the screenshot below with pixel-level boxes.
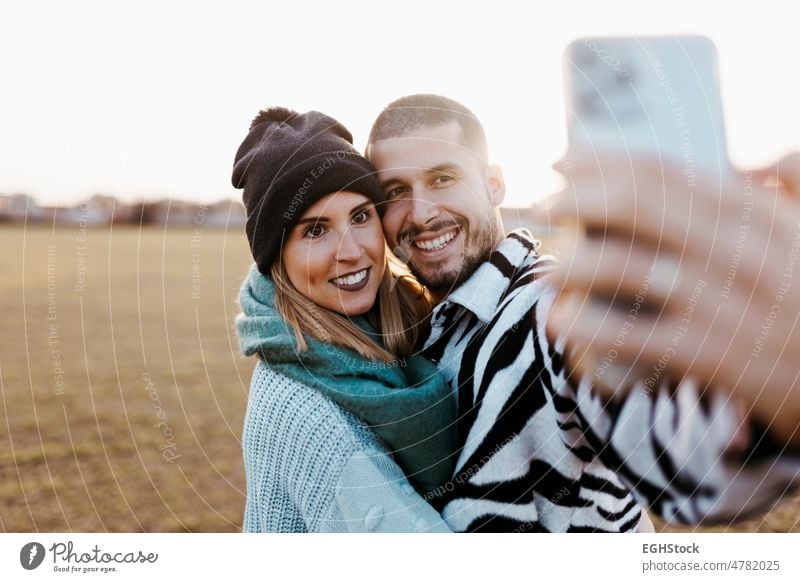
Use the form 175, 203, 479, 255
400, 211, 498, 297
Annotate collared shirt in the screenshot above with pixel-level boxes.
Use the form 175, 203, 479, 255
423, 229, 800, 532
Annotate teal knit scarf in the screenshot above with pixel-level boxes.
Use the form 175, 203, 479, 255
235, 264, 456, 493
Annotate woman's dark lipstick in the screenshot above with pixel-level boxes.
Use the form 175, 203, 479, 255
330, 267, 370, 292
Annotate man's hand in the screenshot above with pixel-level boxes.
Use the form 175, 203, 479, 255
544, 153, 800, 444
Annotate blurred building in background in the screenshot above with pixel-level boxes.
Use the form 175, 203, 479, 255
0, 194, 247, 228
1, 194, 555, 238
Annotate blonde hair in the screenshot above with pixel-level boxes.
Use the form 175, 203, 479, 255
270, 251, 430, 362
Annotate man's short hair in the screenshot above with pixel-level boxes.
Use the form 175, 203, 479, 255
367, 94, 488, 162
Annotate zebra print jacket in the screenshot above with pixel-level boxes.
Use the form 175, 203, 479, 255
421, 229, 800, 532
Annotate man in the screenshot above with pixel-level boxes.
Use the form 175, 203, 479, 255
367, 94, 800, 532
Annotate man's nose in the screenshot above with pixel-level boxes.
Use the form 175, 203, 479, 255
408, 191, 439, 227
335, 228, 364, 262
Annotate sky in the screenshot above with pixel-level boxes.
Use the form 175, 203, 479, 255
1, 0, 798, 208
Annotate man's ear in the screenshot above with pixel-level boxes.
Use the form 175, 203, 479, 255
485, 163, 506, 207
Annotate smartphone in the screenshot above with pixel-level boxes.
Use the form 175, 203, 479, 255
559, 36, 731, 394
563, 35, 730, 176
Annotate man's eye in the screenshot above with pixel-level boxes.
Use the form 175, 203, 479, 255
304, 225, 326, 238
352, 209, 372, 224
433, 174, 455, 186
386, 186, 408, 199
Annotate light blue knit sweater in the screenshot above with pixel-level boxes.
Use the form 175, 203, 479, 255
242, 360, 452, 532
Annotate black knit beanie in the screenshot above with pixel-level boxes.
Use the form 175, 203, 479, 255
232, 107, 385, 275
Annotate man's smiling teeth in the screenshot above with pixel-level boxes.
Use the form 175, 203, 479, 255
332, 269, 367, 286
414, 230, 456, 251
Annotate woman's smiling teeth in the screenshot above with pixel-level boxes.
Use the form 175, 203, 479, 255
414, 230, 457, 251
332, 268, 368, 286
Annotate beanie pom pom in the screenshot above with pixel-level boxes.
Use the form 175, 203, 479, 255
249, 107, 297, 130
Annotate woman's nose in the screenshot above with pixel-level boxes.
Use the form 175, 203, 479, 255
335, 229, 364, 262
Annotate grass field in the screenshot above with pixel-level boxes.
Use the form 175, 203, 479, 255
1, 223, 254, 531
1, 224, 798, 532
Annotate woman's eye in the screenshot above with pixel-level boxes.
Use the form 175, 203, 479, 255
352, 209, 372, 224
304, 224, 326, 238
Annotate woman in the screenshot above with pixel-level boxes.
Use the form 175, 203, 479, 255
232, 107, 456, 532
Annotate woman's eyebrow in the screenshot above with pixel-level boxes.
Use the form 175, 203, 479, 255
296, 201, 372, 225
296, 215, 329, 225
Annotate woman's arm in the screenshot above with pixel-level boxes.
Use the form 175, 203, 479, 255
333, 449, 451, 532
242, 362, 451, 532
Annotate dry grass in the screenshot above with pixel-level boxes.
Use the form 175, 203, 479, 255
1, 223, 254, 531
0, 224, 797, 532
